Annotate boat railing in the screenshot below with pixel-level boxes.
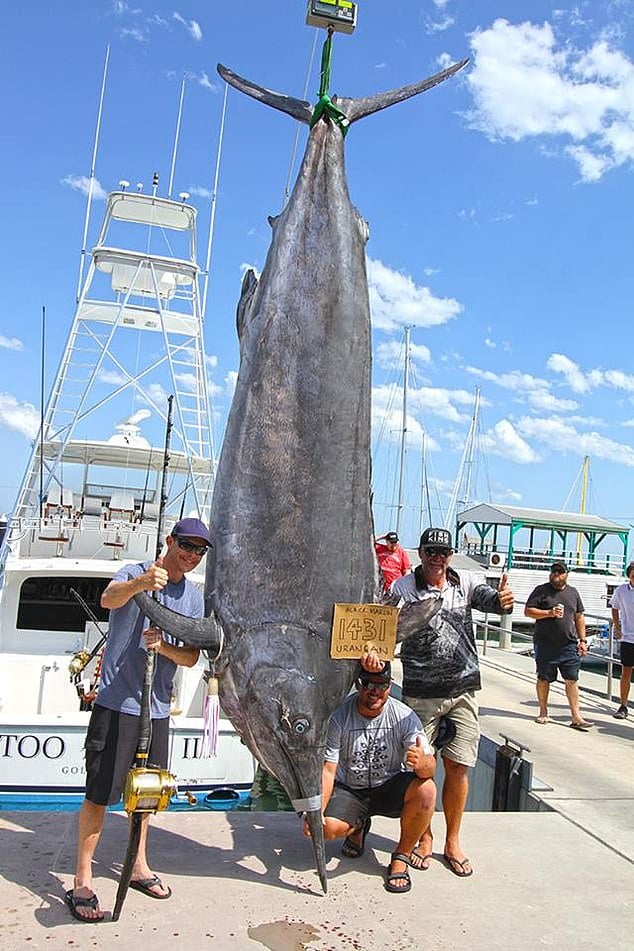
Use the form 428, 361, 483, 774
475, 600, 622, 702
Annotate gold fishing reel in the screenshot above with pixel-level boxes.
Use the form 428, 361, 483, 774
68, 650, 91, 677
123, 767, 177, 813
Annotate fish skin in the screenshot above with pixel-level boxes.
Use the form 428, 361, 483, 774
136, 57, 467, 892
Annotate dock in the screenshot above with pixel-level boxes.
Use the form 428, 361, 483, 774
1, 648, 633, 950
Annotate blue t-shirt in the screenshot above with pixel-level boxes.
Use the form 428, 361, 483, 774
96, 561, 204, 718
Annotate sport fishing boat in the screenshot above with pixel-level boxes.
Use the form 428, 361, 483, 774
0, 116, 255, 807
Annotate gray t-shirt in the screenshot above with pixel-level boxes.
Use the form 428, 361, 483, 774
324, 693, 430, 789
96, 561, 203, 718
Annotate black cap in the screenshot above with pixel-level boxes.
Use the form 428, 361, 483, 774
550, 561, 568, 574
386, 532, 399, 542
419, 527, 453, 550
361, 661, 392, 684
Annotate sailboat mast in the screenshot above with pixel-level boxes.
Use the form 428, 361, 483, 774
446, 386, 480, 536
576, 455, 589, 564
395, 327, 410, 535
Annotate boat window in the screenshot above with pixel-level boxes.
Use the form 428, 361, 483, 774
17, 577, 110, 632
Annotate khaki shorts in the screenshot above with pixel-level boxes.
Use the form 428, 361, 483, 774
403, 692, 480, 767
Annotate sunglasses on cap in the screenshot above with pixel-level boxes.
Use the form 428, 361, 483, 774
423, 546, 451, 558
176, 537, 209, 556
356, 676, 391, 692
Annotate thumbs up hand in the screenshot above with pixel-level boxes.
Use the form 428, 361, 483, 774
144, 555, 169, 592
406, 733, 433, 777
497, 572, 514, 611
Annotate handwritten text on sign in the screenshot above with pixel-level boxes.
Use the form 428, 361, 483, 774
330, 603, 398, 660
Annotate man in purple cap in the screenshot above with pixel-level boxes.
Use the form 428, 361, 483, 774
66, 518, 210, 922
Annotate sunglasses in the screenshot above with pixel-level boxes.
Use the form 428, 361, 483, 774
176, 537, 209, 556
423, 546, 451, 558
356, 677, 390, 692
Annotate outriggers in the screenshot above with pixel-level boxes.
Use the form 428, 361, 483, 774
0, 148, 255, 806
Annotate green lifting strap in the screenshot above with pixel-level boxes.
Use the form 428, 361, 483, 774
310, 31, 350, 136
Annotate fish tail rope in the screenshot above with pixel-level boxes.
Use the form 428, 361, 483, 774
310, 28, 350, 136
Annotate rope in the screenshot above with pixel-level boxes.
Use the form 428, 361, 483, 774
310, 29, 350, 136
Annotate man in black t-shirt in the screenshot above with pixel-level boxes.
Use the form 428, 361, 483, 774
524, 562, 592, 730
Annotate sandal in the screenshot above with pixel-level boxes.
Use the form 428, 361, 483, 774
341, 816, 371, 859
385, 852, 412, 893
64, 888, 104, 922
409, 846, 432, 871
443, 854, 473, 877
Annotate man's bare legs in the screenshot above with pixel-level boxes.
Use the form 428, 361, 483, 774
564, 679, 589, 726
536, 678, 550, 721
71, 799, 106, 920
441, 758, 472, 875
387, 778, 436, 887
131, 814, 169, 896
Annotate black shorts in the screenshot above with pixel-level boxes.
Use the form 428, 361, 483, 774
619, 641, 634, 668
534, 641, 581, 683
324, 772, 419, 829
84, 705, 170, 806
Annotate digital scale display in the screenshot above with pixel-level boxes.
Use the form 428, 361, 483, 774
306, 0, 358, 35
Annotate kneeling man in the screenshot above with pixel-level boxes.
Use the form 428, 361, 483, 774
307, 661, 436, 894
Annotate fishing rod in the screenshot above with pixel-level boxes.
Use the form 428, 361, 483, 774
67, 587, 108, 693
113, 395, 177, 922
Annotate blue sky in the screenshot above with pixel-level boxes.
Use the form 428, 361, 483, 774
1, 1, 633, 549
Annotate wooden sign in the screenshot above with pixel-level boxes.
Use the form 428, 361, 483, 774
330, 603, 398, 660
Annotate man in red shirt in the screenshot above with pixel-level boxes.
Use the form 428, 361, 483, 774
375, 531, 411, 589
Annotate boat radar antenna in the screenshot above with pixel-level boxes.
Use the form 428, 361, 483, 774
152, 171, 159, 197
76, 45, 110, 304
119, 179, 130, 192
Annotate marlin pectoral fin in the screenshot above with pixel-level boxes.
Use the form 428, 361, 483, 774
133, 591, 223, 651
396, 596, 444, 643
218, 63, 313, 124
346, 58, 469, 123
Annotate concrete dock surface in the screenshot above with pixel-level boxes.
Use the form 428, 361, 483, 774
1, 648, 633, 950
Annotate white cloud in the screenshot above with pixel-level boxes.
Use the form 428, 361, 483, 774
112, 1, 141, 14
517, 415, 634, 466
480, 419, 541, 464
62, 175, 107, 200
173, 12, 202, 41
0, 335, 23, 351
465, 364, 579, 413
547, 353, 634, 395
375, 339, 431, 370
120, 27, 147, 42
188, 184, 213, 199
184, 70, 220, 92
205, 353, 218, 368
0, 393, 39, 439
466, 19, 634, 181
97, 369, 127, 386
367, 258, 462, 332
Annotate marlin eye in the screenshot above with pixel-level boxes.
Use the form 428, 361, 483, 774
293, 718, 310, 735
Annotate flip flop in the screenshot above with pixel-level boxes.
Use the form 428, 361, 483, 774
385, 853, 412, 894
341, 816, 371, 859
409, 847, 432, 871
443, 854, 473, 877
534, 715, 549, 724
129, 875, 172, 899
570, 721, 593, 732
64, 889, 104, 922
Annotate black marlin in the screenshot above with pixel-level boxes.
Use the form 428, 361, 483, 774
137, 56, 466, 891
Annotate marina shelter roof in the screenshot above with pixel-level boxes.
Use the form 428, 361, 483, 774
457, 503, 628, 536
